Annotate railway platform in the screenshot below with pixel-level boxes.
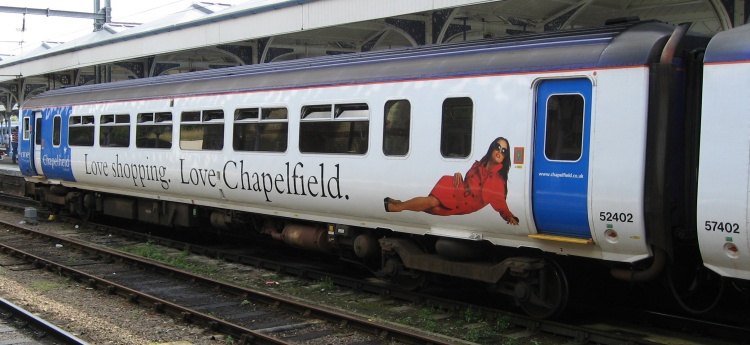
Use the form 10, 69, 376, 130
0, 154, 20, 172
0, 156, 25, 197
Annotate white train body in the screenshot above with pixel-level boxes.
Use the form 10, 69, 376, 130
698, 24, 750, 280
17, 20, 750, 317
55, 69, 649, 261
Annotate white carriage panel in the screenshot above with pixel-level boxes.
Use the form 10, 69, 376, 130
362, 76, 528, 236
65, 71, 620, 262
697, 62, 750, 280
159, 77, 529, 241
298, 81, 447, 223
161, 88, 369, 216
589, 67, 651, 262
70, 100, 176, 193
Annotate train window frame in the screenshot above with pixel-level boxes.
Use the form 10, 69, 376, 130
68, 115, 95, 147
299, 103, 369, 155
100, 114, 131, 148
179, 109, 225, 151
543, 94, 584, 161
135, 111, 173, 149
23, 117, 31, 141
383, 99, 411, 156
53, 115, 62, 147
34, 116, 42, 146
440, 97, 473, 159
232, 106, 288, 153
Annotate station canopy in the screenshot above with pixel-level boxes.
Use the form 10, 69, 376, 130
0, 0, 741, 106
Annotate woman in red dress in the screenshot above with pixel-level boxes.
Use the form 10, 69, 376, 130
384, 137, 519, 225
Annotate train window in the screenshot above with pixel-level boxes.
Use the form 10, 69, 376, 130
35, 117, 41, 145
138, 113, 154, 123
299, 103, 369, 154
100, 114, 130, 148
302, 105, 331, 119
68, 115, 95, 147
440, 97, 473, 158
136, 112, 172, 149
383, 100, 411, 156
23, 117, 30, 141
53, 115, 62, 146
156, 112, 172, 123
544, 94, 584, 161
179, 109, 225, 151
233, 107, 288, 152
235, 108, 259, 120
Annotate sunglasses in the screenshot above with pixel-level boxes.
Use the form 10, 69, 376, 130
494, 144, 509, 155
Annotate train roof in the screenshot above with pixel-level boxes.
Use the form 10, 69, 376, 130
24, 20, 682, 109
704, 23, 750, 63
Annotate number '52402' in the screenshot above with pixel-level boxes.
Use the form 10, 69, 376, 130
704, 221, 740, 233
599, 212, 634, 222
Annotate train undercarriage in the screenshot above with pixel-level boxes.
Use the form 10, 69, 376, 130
28, 181, 742, 319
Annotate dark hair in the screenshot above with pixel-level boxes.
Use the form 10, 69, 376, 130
480, 137, 511, 197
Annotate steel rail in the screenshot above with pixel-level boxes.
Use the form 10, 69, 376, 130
0, 296, 90, 344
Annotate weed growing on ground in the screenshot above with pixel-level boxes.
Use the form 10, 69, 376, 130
31, 280, 64, 292
461, 306, 484, 323
319, 276, 335, 291
122, 240, 215, 276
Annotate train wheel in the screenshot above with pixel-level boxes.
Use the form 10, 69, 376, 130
393, 269, 427, 291
667, 265, 724, 314
80, 206, 96, 222
80, 194, 97, 222
382, 258, 426, 291
513, 260, 569, 319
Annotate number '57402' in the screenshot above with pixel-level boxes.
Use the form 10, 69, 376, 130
704, 221, 740, 233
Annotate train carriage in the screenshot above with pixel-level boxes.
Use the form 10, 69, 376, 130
698, 23, 750, 281
18, 19, 745, 318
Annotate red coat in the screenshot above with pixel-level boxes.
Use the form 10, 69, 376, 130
428, 161, 515, 221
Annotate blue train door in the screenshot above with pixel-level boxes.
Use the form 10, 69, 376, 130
532, 78, 592, 239
32, 111, 44, 176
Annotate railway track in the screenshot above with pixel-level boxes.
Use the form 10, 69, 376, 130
0, 295, 88, 344
0, 196, 747, 344
0, 219, 467, 344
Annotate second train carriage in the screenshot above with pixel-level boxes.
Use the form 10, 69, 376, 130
697, 24, 750, 285
16, 19, 746, 318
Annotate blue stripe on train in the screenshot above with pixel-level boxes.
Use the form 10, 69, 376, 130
39, 106, 75, 181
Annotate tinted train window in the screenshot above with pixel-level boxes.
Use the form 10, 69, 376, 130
440, 97, 473, 158
233, 107, 288, 152
53, 115, 62, 146
383, 100, 410, 156
299, 103, 369, 154
100, 114, 130, 148
68, 115, 95, 146
136, 112, 172, 149
35, 117, 42, 145
544, 94, 584, 161
180, 109, 224, 151
23, 117, 31, 141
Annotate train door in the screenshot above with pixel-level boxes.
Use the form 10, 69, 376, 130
532, 78, 592, 239
32, 111, 44, 175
